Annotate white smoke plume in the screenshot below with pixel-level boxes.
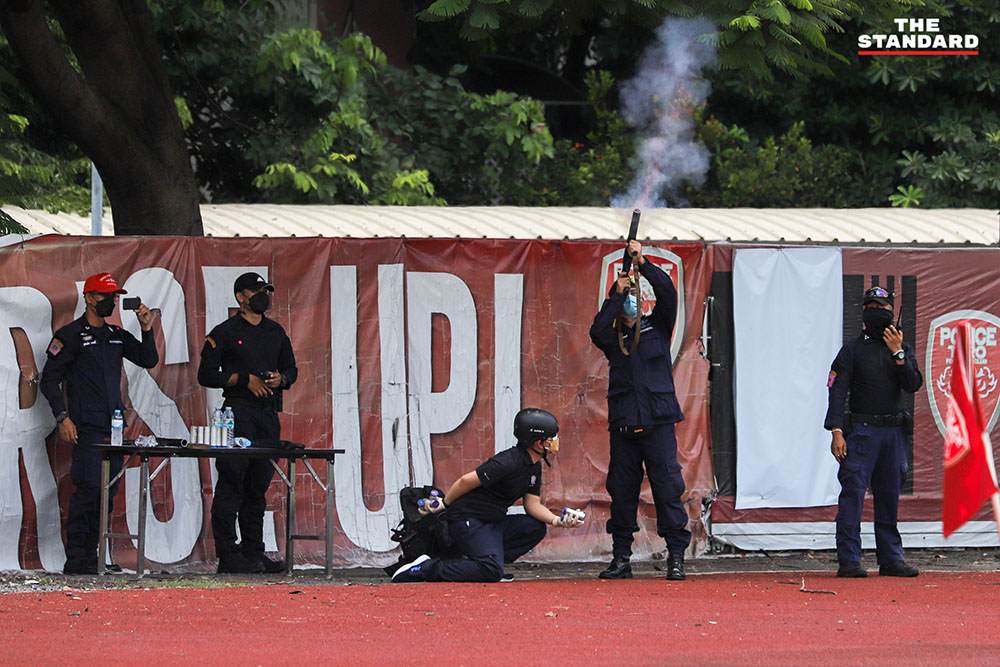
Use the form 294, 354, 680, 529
613, 16, 717, 210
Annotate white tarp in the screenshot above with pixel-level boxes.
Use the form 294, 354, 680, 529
733, 247, 843, 509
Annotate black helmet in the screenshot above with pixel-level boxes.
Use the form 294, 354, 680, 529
514, 408, 559, 444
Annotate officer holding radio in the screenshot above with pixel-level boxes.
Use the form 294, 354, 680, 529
391, 408, 585, 583
590, 240, 690, 581
40, 272, 157, 574
198, 272, 297, 574
825, 285, 922, 578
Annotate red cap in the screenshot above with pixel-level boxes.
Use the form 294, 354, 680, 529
83, 272, 127, 294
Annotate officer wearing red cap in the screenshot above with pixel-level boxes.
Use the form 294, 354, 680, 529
198, 272, 297, 574
825, 285, 922, 578
40, 272, 158, 574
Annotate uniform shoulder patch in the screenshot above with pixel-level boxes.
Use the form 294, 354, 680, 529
47, 338, 63, 356
827, 371, 837, 388
206, 335, 216, 349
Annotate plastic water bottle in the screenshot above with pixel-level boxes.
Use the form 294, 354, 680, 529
222, 407, 235, 447
418, 497, 441, 511
212, 406, 224, 429
111, 410, 124, 446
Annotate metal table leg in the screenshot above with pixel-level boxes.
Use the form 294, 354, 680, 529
285, 457, 296, 574
325, 458, 334, 576
97, 456, 110, 576
136, 456, 149, 578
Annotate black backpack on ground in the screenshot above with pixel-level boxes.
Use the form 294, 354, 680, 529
383, 485, 456, 577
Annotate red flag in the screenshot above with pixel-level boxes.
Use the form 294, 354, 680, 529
942, 321, 999, 537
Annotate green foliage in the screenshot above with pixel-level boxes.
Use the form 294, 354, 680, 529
151, 3, 555, 205
511, 70, 636, 205
861, 2, 1000, 206
4, 0, 985, 215
689, 121, 852, 207
707, 1, 999, 207
0, 113, 93, 222
0, 35, 94, 223
417, 0, 919, 82
888, 184, 923, 207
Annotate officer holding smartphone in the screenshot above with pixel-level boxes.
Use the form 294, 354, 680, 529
198, 272, 297, 574
825, 285, 923, 578
40, 272, 158, 574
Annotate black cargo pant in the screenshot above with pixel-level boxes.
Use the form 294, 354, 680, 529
65, 428, 122, 560
211, 402, 280, 557
606, 423, 690, 559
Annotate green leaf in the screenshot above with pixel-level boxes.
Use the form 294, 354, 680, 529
424, 0, 471, 18
730, 15, 762, 30
469, 7, 501, 29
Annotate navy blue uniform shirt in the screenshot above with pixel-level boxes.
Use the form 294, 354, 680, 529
40, 315, 158, 430
824, 329, 923, 430
590, 259, 684, 429
198, 314, 297, 406
447, 445, 542, 524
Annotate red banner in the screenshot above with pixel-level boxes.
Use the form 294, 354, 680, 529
942, 322, 998, 537
0, 235, 713, 570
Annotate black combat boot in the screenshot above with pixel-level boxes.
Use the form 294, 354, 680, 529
666, 553, 685, 581
599, 555, 633, 579
836, 561, 868, 578
879, 561, 919, 577
217, 552, 265, 574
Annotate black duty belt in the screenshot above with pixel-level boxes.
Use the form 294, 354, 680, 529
226, 396, 279, 411
850, 413, 904, 427
616, 425, 649, 436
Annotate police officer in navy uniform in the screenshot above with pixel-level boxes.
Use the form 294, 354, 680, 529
590, 240, 690, 581
40, 272, 158, 575
391, 408, 585, 583
825, 285, 922, 578
198, 272, 297, 574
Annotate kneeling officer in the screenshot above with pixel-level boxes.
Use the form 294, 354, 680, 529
392, 408, 585, 583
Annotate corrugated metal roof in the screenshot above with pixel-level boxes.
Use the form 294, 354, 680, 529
3, 204, 997, 245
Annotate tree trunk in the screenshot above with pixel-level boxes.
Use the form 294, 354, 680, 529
0, 0, 203, 236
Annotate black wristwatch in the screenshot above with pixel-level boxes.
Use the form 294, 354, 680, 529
893, 349, 905, 361
56, 411, 69, 424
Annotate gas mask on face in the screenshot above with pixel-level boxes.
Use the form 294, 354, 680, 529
622, 293, 638, 319
94, 295, 116, 318
248, 291, 271, 314
863, 307, 893, 335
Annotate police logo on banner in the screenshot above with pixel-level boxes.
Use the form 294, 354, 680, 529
926, 310, 1000, 437
598, 246, 685, 361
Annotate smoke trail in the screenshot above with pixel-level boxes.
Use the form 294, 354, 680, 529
613, 17, 717, 210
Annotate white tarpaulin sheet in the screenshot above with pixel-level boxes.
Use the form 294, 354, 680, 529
733, 247, 843, 509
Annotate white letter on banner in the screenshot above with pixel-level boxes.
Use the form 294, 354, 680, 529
494, 274, 523, 453
0, 287, 65, 571
200, 266, 277, 552
407, 272, 477, 478
120, 268, 202, 563
331, 264, 409, 552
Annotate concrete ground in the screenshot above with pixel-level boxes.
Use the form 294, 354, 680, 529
3, 547, 997, 592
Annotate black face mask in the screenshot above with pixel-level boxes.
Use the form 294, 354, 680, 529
94, 295, 116, 318
248, 291, 270, 314
863, 307, 893, 335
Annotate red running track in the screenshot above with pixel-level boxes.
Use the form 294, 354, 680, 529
2, 571, 999, 665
